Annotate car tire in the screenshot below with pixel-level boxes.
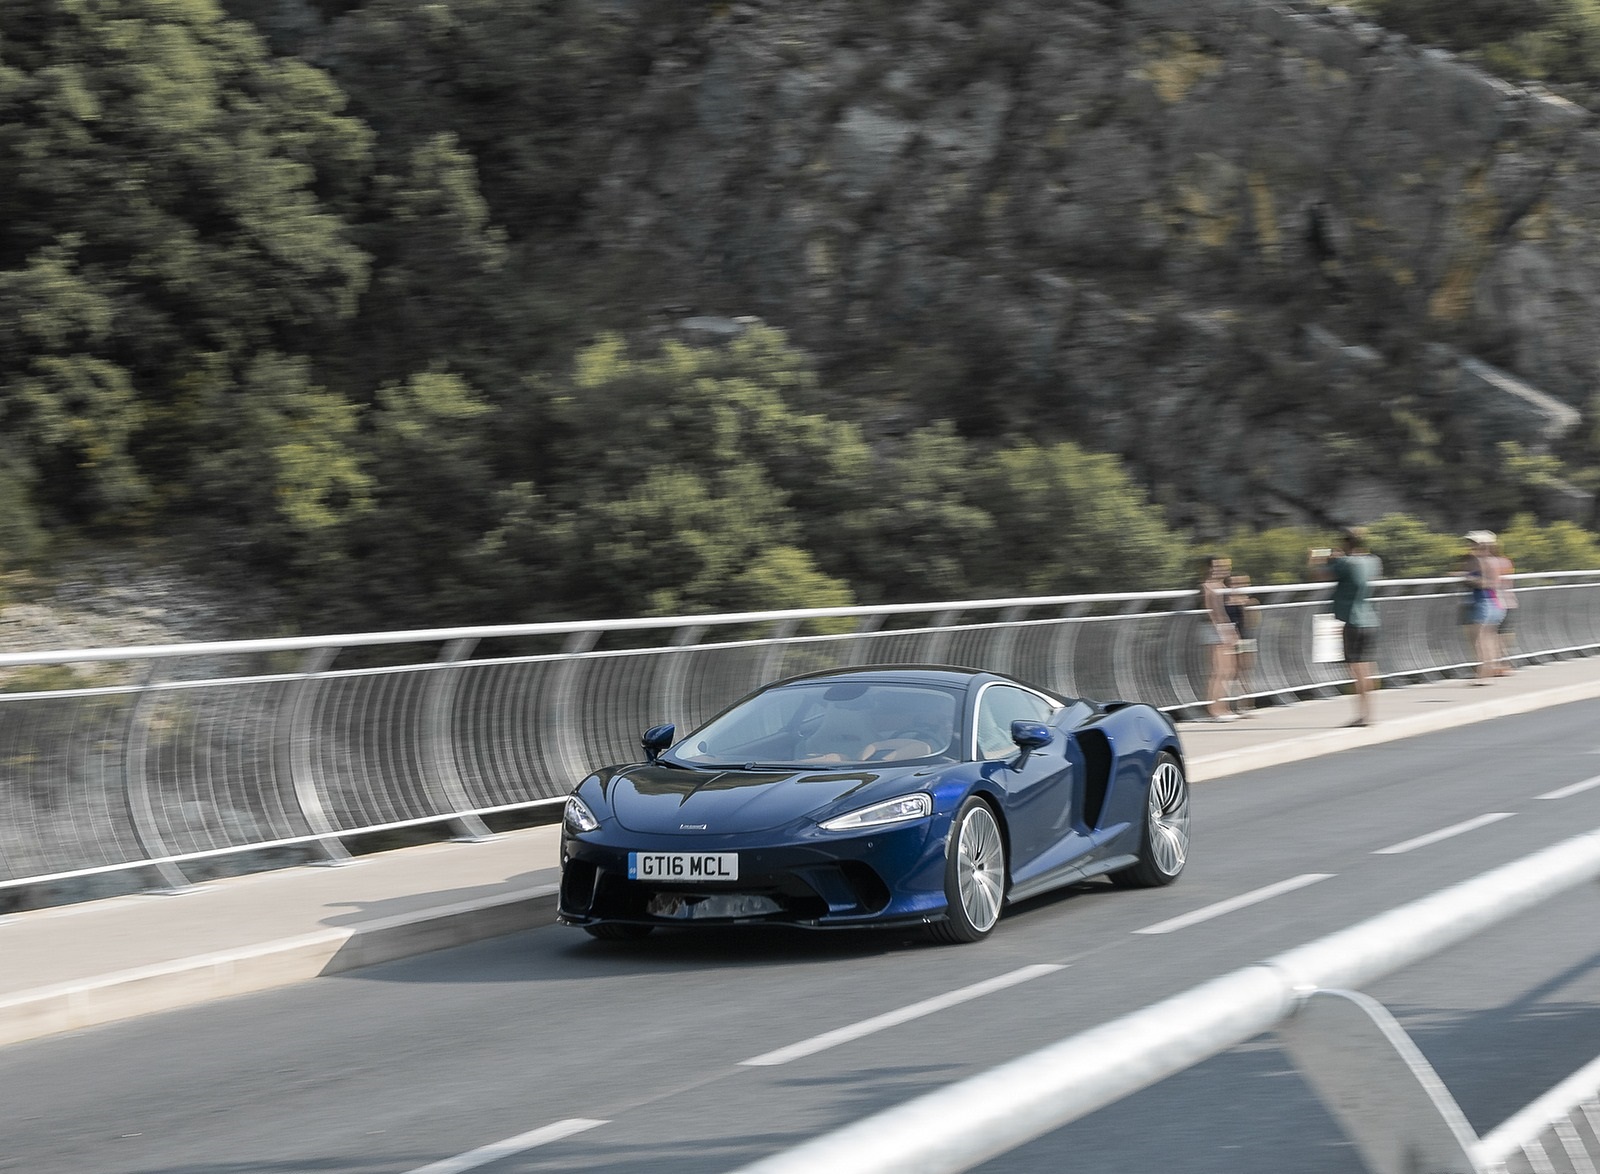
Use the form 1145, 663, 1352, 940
583, 923, 654, 941
929, 796, 1006, 944
1110, 751, 1190, 888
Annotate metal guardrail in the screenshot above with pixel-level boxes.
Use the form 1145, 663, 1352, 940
730, 826, 1600, 1174
1, 572, 1597, 893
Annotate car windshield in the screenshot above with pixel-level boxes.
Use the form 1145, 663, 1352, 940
670, 681, 962, 767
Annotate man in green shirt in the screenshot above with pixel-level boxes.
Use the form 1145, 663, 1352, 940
1311, 526, 1382, 727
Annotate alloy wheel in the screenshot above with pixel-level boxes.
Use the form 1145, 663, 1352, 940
1147, 759, 1190, 877
957, 804, 1005, 932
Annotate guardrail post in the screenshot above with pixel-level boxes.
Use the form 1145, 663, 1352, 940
281, 646, 354, 864
660, 626, 706, 733
427, 639, 492, 841
1049, 601, 1091, 698
1277, 988, 1482, 1174
1156, 593, 1200, 716
121, 663, 193, 891
988, 607, 1030, 680
920, 610, 962, 665
552, 629, 603, 784
846, 613, 887, 668
1111, 597, 1152, 706
756, 618, 799, 689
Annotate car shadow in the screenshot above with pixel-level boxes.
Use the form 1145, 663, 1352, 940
337, 915, 934, 984
316, 869, 559, 928
337, 870, 1127, 985
1000, 876, 1121, 920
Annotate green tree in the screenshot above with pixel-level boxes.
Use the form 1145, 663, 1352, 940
1215, 526, 1329, 586
0, 240, 148, 523
1364, 514, 1466, 578
832, 425, 997, 602
466, 329, 863, 621
326, 0, 637, 238
0, 0, 373, 537
323, 370, 500, 628
975, 443, 1188, 596
1499, 513, 1600, 571
333, 132, 513, 400
0, 451, 47, 575
182, 353, 372, 573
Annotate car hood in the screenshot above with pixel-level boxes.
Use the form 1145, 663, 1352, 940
600, 764, 915, 835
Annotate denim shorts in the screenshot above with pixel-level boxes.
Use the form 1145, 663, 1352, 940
1467, 599, 1505, 627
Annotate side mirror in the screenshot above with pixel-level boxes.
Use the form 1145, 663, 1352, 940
642, 723, 676, 764
1010, 720, 1053, 771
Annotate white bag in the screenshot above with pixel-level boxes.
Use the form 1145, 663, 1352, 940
1311, 613, 1343, 664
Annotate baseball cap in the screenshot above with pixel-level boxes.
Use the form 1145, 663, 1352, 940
1463, 530, 1497, 545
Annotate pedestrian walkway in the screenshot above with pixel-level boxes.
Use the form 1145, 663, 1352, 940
2, 654, 1597, 1049
1182, 653, 1600, 780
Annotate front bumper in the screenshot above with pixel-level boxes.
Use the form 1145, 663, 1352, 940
558, 819, 950, 929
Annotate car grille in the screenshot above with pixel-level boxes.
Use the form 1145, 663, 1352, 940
563, 859, 891, 923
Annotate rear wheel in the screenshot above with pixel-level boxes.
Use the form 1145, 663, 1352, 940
1111, 751, 1189, 888
930, 797, 1006, 944
583, 922, 654, 941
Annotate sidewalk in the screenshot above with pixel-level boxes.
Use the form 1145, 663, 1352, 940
2, 655, 1598, 1048
0, 827, 562, 1047
1181, 653, 1600, 780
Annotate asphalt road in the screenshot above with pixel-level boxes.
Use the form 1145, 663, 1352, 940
3, 699, 1599, 1174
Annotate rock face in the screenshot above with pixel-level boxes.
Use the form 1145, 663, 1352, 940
584, 0, 1600, 528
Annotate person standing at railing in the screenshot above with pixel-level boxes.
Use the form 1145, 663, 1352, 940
1224, 572, 1259, 715
1310, 527, 1382, 728
1461, 530, 1506, 683
1198, 554, 1239, 721
1492, 537, 1518, 672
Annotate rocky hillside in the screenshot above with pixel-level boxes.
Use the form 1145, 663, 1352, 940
574, 0, 1599, 529
12, 0, 1600, 646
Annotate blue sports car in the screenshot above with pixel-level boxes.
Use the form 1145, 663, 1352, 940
557, 665, 1188, 944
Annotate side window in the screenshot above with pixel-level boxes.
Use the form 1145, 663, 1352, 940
975, 686, 1056, 761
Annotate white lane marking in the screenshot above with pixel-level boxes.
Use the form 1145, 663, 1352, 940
1538, 774, 1600, 801
402, 1119, 606, 1174
1132, 873, 1334, 935
740, 963, 1066, 1067
1372, 812, 1516, 856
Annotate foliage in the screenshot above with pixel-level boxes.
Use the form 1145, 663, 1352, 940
975, 443, 1190, 595
481, 328, 866, 621
0, 664, 104, 695
325, 0, 640, 238
1219, 512, 1600, 585
1363, 514, 1469, 578
1346, 0, 1600, 93
0, 0, 372, 531
831, 425, 998, 603
1212, 526, 1331, 586
1499, 513, 1600, 571
3, 0, 1599, 641
0, 452, 47, 573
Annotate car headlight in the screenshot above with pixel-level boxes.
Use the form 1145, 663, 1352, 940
564, 795, 600, 835
819, 793, 932, 832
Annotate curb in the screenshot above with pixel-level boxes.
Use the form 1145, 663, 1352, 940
0, 884, 558, 1048
1189, 677, 1600, 782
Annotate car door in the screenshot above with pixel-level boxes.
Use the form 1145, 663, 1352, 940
973, 683, 1089, 880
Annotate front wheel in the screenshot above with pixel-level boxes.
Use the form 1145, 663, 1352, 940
1111, 751, 1190, 888
929, 797, 1007, 944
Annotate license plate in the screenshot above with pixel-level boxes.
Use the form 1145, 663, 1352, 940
628, 852, 739, 881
